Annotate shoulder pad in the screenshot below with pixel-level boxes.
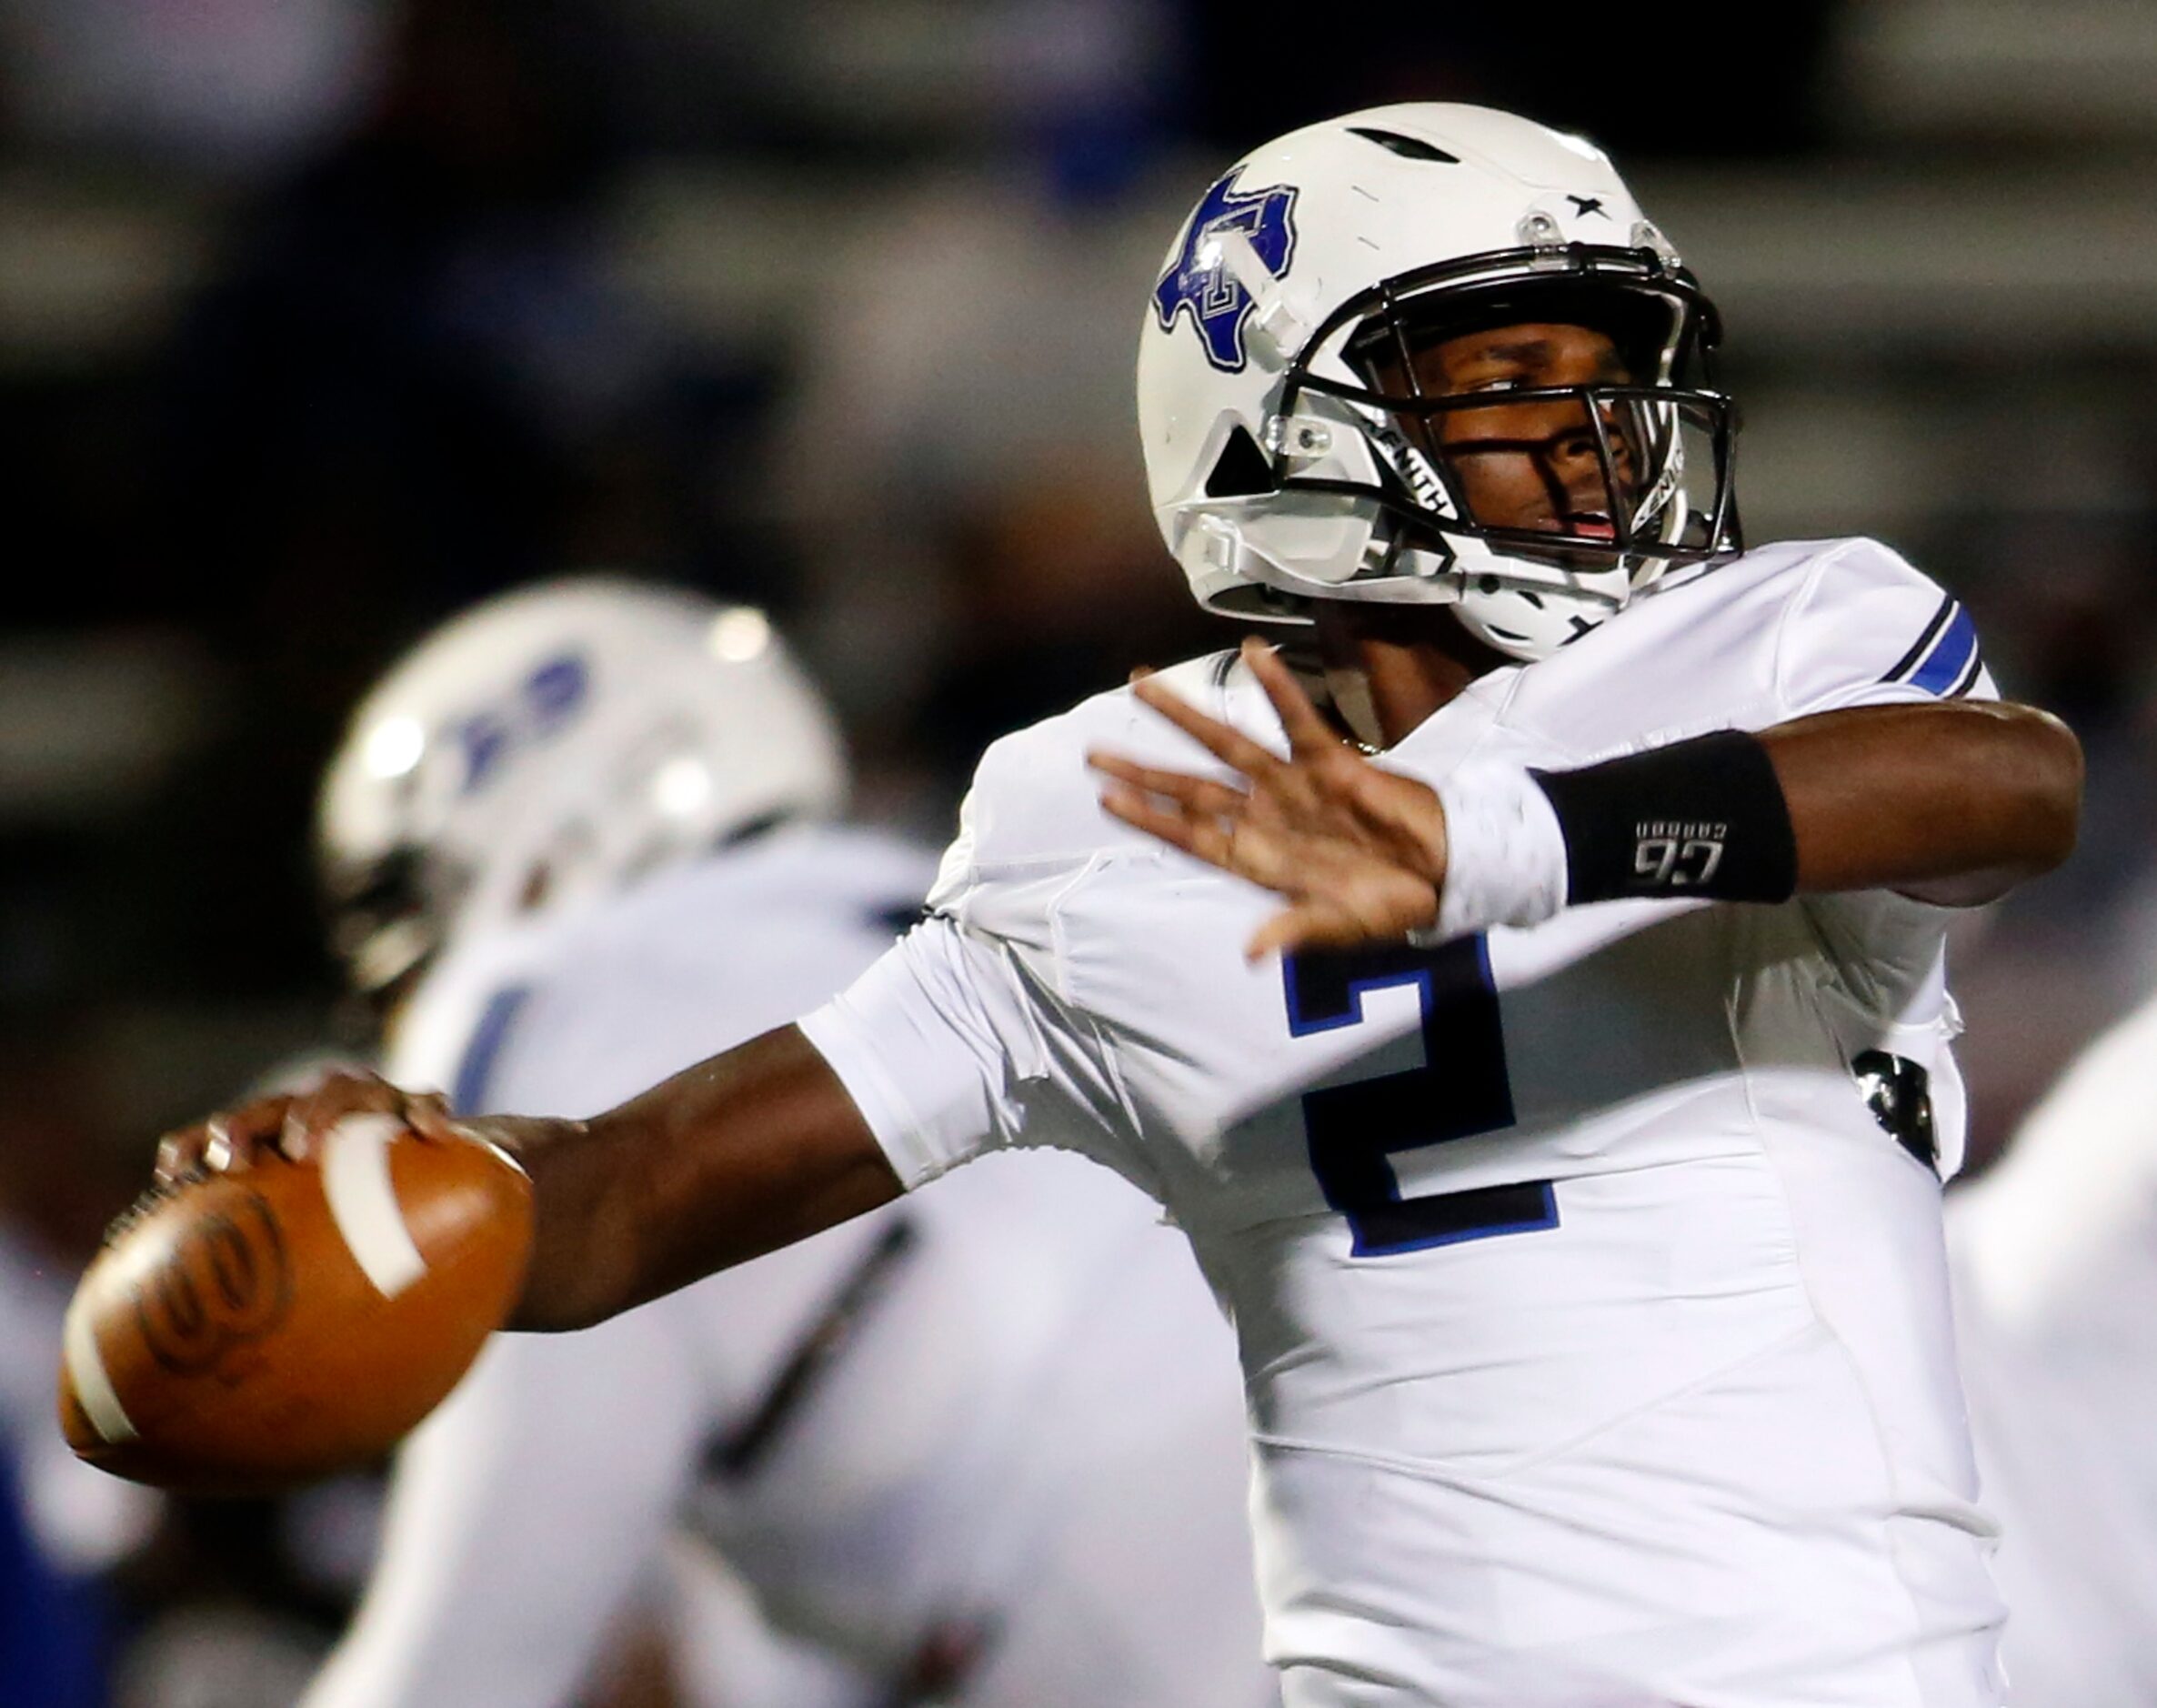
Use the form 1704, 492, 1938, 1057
955, 651, 1249, 874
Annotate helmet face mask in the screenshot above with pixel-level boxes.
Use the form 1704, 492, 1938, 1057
1292, 250, 1733, 579
1137, 106, 1743, 660
319, 842, 461, 1018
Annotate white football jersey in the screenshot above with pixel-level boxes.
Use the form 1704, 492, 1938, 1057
803, 537, 2009, 1708
1947, 991, 2157, 1707
307, 824, 1272, 1708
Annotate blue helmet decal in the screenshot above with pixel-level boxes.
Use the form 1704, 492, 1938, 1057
1152, 168, 1299, 373
456, 710, 514, 796
455, 651, 591, 797
524, 651, 589, 735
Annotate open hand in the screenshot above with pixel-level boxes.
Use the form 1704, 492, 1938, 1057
1088, 638, 1451, 960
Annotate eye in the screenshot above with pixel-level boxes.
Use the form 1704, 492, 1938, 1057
1461, 375, 1528, 396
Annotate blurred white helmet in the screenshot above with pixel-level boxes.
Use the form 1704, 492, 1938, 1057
1138, 103, 1741, 659
317, 578, 846, 1004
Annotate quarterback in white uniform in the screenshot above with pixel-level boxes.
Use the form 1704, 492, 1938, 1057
1947, 994, 2157, 1706
170, 107, 2082, 1706
807, 536, 2016, 1708
299, 583, 1273, 1708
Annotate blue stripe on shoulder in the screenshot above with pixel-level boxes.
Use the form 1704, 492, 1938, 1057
452, 985, 532, 1113
1905, 605, 1980, 696
1883, 593, 1955, 682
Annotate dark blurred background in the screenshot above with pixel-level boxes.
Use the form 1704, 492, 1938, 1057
5, 1, 2157, 1701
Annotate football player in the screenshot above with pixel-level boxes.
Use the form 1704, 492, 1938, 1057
169, 107, 2082, 1706
1946, 992, 2157, 1706
297, 581, 1273, 1708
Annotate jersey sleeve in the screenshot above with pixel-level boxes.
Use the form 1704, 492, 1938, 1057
799, 909, 1139, 1190
798, 778, 1135, 1191
1771, 538, 1997, 718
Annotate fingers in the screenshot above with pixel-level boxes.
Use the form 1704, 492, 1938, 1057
1243, 899, 1382, 963
1097, 782, 1236, 869
1104, 646, 1453, 962
403, 1090, 463, 1141
154, 1094, 295, 1185
1241, 855, 1450, 961
152, 1073, 449, 1190
282, 1071, 406, 1163
1099, 781, 1325, 907
154, 1126, 208, 1189
1244, 899, 1409, 964
1246, 905, 1324, 963
1239, 637, 1347, 759
1243, 889, 1374, 960
1130, 673, 1284, 781
1087, 751, 1250, 820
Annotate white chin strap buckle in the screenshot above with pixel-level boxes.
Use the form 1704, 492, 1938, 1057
1186, 515, 1247, 579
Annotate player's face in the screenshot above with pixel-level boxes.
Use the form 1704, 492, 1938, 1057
1371, 321, 1641, 541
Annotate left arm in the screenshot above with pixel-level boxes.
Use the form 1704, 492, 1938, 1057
1756, 698, 2081, 907
1089, 638, 2082, 957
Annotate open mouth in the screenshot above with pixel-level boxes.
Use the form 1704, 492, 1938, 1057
1551, 511, 1616, 542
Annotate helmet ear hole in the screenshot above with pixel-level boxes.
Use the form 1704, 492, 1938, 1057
1205, 426, 1277, 498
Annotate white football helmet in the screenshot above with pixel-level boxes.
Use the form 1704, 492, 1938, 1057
1137, 103, 1740, 659
316, 578, 846, 1005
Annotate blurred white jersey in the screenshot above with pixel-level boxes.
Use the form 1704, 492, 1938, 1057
1947, 992, 2157, 1706
803, 538, 2009, 1707
305, 824, 1272, 1708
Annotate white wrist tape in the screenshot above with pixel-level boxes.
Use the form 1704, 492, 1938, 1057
1410, 760, 1570, 945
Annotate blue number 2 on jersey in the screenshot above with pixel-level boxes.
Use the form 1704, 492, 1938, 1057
1284, 936, 1557, 1257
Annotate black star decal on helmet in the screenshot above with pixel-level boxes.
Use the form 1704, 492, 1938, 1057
1566, 195, 1609, 218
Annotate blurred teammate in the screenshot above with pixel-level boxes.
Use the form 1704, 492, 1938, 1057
1947, 992, 2157, 1706
300, 580, 1272, 1708
171, 108, 2082, 1705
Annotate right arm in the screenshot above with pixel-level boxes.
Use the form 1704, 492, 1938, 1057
156, 1024, 901, 1333
499, 1024, 901, 1331
160, 804, 1077, 1337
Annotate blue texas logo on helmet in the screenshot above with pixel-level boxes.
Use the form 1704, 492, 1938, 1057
1150, 168, 1299, 374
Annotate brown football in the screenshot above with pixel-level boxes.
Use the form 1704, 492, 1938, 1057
57, 1115, 533, 1493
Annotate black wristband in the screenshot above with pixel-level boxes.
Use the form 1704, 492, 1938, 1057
1529, 729, 1798, 905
